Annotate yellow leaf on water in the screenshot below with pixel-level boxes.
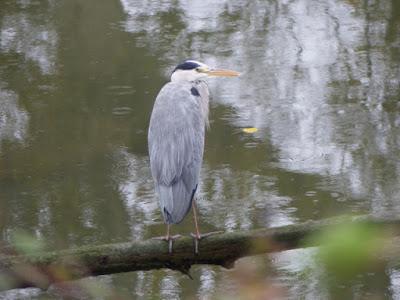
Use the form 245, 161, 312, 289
242, 127, 258, 133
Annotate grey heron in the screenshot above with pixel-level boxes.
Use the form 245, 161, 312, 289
148, 60, 239, 253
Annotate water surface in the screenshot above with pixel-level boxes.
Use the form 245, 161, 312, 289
0, 0, 399, 298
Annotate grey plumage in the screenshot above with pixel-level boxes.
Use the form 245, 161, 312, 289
148, 60, 238, 236
148, 80, 209, 224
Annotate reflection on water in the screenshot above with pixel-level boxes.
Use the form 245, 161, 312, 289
0, 6, 57, 74
199, 166, 296, 229
272, 248, 327, 299
0, 0, 399, 298
122, 0, 400, 207
389, 269, 400, 298
113, 147, 157, 238
0, 88, 28, 147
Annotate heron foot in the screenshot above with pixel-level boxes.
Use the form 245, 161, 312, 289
152, 234, 182, 254
190, 231, 223, 254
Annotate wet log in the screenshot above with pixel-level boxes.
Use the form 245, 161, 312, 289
1, 215, 400, 291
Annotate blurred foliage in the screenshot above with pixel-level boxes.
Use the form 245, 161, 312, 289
0, 230, 126, 299
10, 230, 45, 255
306, 218, 388, 281
219, 256, 287, 300
0, 273, 16, 292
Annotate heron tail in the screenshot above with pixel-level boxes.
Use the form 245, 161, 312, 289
157, 181, 196, 224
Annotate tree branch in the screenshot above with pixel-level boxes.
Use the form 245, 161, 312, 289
1, 215, 400, 291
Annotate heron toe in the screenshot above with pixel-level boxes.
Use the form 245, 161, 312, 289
152, 234, 182, 254
190, 231, 223, 254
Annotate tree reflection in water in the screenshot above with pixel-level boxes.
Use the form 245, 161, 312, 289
0, 0, 399, 298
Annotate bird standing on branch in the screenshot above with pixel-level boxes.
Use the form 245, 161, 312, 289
148, 60, 240, 253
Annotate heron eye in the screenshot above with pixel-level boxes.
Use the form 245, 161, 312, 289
195, 67, 201, 72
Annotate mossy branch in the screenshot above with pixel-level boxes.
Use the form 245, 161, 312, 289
1, 215, 400, 291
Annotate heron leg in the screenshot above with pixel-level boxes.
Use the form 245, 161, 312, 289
190, 201, 223, 254
192, 201, 201, 238
152, 224, 181, 254
190, 201, 201, 254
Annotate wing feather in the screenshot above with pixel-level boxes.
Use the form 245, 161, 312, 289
148, 82, 206, 224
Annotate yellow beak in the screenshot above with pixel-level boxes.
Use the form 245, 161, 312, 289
205, 69, 240, 77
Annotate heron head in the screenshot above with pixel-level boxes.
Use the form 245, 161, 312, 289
171, 60, 240, 82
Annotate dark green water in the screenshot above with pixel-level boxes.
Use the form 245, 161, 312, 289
0, 0, 399, 298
